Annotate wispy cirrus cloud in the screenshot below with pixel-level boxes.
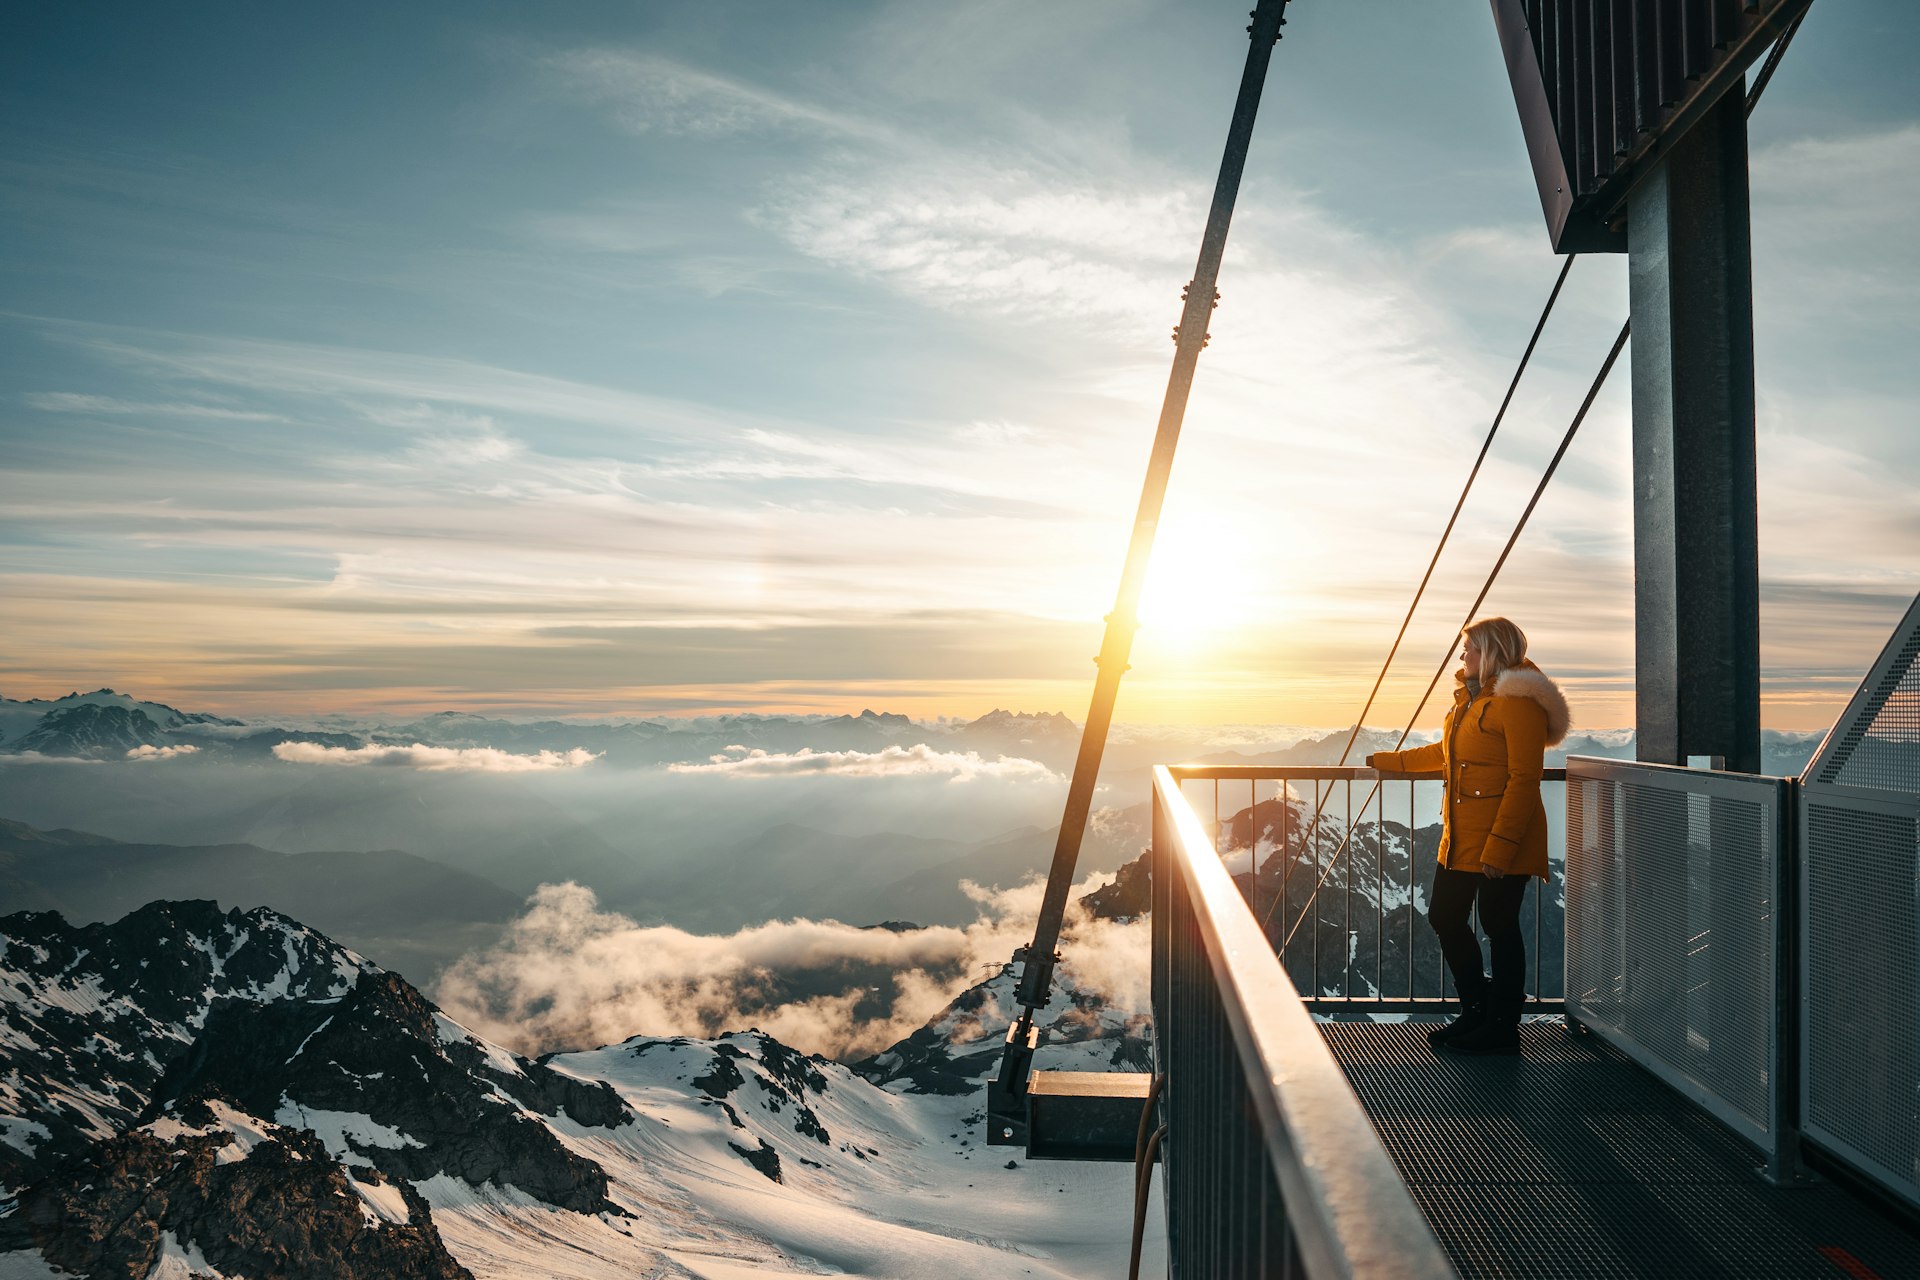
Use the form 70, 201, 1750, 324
669, 743, 1058, 782
539, 49, 890, 142
775, 167, 1194, 331
271, 741, 600, 772
24, 391, 283, 421
53, 324, 735, 444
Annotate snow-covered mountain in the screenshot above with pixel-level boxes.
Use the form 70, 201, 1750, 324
0, 690, 1087, 771
9, 705, 172, 759
0, 690, 240, 755
856, 960, 1151, 1097
0, 686, 1828, 781
0, 902, 1160, 1279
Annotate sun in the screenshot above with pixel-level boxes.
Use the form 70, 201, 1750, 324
1135, 514, 1260, 647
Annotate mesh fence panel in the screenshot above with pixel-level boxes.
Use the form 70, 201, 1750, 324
1802, 798, 1920, 1201
1800, 594, 1920, 1209
1817, 631, 1920, 794
1565, 761, 1778, 1144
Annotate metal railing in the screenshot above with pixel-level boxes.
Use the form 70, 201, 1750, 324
1562, 755, 1794, 1178
1169, 765, 1568, 1013
1798, 591, 1920, 1212
1151, 766, 1457, 1278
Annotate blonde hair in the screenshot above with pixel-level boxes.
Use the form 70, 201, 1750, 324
1463, 616, 1528, 682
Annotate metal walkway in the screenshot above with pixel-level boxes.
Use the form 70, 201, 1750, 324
1321, 1022, 1920, 1280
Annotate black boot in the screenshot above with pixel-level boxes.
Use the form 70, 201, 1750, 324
1425, 996, 1486, 1047
1444, 989, 1522, 1056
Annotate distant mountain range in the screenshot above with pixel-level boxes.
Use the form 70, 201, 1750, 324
0, 901, 1153, 1279
0, 688, 1082, 767
0, 818, 520, 985
0, 686, 1827, 783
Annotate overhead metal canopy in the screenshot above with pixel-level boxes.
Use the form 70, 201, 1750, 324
1492, 0, 1814, 253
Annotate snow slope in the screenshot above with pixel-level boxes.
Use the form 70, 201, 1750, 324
0, 902, 1163, 1280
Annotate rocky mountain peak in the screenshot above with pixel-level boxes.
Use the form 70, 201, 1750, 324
855, 959, 1150, 1096
12, 702, 171, 757
1, 900, 636, 1278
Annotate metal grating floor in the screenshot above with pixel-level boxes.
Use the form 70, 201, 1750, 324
1321, 1022, 1920, 1280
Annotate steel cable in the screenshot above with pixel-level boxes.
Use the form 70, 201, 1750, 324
1260, 14, 1806, 948
1128, 1123, 1169, 1280
1268, 322, 1629, 945
1251, 253, 1581, 939
1318, 252, 1578, 779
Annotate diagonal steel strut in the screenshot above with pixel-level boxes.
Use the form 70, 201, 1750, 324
988, 0, 1294, 1143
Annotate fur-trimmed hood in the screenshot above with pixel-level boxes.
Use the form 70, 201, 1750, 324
1457, 659, 1571, 747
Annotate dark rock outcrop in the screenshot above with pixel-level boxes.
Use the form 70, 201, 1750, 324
1, 1120, 470, 1280
156, 970, 627, 1215
1082, 851, 1150, 919
728, 1138, 784, 1183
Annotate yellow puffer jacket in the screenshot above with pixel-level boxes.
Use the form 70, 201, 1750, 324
1371, 660, 1570, 880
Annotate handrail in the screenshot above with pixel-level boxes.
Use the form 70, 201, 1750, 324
1152, 766, 1457, 1277
1169, 765, 1569, 781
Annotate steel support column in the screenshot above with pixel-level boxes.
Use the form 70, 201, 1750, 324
1627, 87, 1762, 774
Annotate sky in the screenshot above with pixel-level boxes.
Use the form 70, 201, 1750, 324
2, 1, 1916, 730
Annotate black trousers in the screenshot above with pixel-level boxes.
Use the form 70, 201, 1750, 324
1429, 863, 1530, 1023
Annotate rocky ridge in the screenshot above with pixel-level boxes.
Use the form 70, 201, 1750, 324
0, 901, 633, 1278
2, 900, 1159, 1279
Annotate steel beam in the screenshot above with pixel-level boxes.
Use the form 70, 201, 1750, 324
1627, 86, 1762, 774
987, 0, 1293, 1148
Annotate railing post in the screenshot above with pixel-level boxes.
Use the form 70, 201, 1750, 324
1764, 776, 1807, 1186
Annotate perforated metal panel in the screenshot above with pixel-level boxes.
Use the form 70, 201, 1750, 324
1815, 628, 1920, 794
1799, 591, 1920, 1212
1564, 757, 1786, 1155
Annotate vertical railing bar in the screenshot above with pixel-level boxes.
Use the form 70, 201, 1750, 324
1376, 778, 1384, 1001
1251, 778, 1261, 938
1312, 780, 1321, 999
1408, 778, 1416, 1002
1534, 784, 1545, 1003
1279, 779, 1289, 961
1345, 778, 1354, 999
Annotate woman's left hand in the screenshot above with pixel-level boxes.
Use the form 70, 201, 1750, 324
1481, 866, 1506, 879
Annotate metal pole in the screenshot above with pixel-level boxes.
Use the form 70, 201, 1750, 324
1375, 780, 1384, 1001
1251, 779, 1260, 926
1345, 780, 1353, 999
990, 0, 1295, 1143
1279, 782, 1289, 957
1628, 84, 1762, 774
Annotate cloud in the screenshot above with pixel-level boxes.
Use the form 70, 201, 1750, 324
775, 164, 1192, 331
54, 323, 744, 447
23, 391, 283, 421
356, 403, 499, 433
432, 876, 1143, 1060
540, 49, 885, 141
126, 743, 199, 761
668, 742, 1059, 782
270, 741, 600, 772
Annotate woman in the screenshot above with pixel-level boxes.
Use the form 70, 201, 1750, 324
1367, 617, 1569, 1055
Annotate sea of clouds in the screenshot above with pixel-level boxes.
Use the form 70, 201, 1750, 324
434, 873, 1144, 1061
